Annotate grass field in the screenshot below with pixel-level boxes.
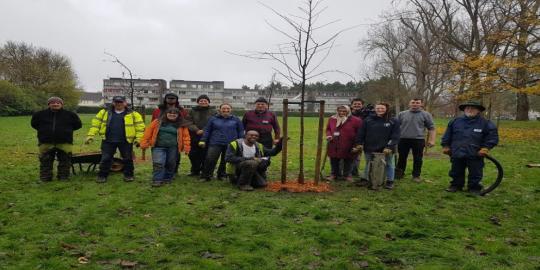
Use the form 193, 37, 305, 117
0, 114, 539, 269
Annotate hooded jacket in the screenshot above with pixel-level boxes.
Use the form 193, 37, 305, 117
31, 108, 82, 144
355, 115, 400, 153
151, 99, 188, 121
187, 106, 214, 133
140, 119, 191, 153
87, 107, 145, 144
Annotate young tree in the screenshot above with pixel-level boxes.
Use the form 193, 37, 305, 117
238, 0, 349, 183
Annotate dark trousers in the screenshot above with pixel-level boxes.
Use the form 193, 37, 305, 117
201, 145, 228, 178
188, 134, 208, 175
39, 145, 71, 180
258, 133, 273, 149
235, 159, 269, 187
449, 157, 484, 190
396, 138, 425, 178
330, 158, 353, 177
98, 141, 134, 178
351, 155, 362, 177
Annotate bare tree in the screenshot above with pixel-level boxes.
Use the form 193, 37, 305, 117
234, 0, 350, 183
104, 51, 136, 107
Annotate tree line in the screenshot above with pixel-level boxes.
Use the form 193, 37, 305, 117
360, 0, 539, 120
0, 41, 80, 116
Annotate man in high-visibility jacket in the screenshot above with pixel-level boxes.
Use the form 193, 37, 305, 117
85, 96, 145, 183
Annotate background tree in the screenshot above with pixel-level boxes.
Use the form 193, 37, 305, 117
0, 41, 81, 111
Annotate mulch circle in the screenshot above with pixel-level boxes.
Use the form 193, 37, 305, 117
265, 180, 332, 193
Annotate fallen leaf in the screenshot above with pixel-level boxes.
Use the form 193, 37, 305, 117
214, 223, 226, 228
201, 251, 224, 259
61, 242, 78, 250
120, 260, 138, 268
78, 256, 89, 264
384, 233, 396, 241
489, 215, 501, 226
143, 213, 152, 218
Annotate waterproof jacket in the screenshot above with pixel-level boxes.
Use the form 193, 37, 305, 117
87, 108, 145, 143
225, 138, 282, 174
326, 116, 362, 159
355, 115, 400, 153
187, 106, 214, 133
441, 115, 498, 158
31, 109, 82, 144
201, 114, 244, 146
140, 119, 191, 153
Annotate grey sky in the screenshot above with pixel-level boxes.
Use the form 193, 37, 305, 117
1, 0, 393, 92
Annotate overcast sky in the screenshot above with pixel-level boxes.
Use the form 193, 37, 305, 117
1, 0, 393, 92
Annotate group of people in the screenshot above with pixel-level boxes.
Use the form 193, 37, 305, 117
31, 93, 498, 194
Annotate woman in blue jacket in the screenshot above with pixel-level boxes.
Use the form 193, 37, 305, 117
353, 102, 400, 189
198, 103, 244, 181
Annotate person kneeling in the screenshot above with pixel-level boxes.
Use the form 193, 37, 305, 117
225, 130, 282, 191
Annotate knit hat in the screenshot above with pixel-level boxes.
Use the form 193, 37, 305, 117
255, 97, 268, 104
196, 94, 210, 103
47, 96, 64, 105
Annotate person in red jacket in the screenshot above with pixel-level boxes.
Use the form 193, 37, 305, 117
152, 93, 188, 121
325, 105, 362, 182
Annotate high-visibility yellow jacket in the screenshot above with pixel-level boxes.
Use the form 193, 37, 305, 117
87, 108, 145, 143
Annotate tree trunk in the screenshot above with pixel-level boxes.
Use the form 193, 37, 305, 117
298, 81, 305, 184
516, 93, 529, 121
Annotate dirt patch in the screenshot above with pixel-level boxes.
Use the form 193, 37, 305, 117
266, 180, 332, 193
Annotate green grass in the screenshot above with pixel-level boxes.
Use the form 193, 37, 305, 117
0, 115, 539, 269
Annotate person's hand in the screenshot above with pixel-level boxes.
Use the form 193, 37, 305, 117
198, 141, 206, 148
442, 147, 451, 156
426, 141, 435, 148
383, 148, 393, 156
196, 130, 204, 136
326, 136, 333, 141
84, 137, 93, 145
478, 147, 489, 157
134, 142, 140, 148
351, 145, 363, 154
273, 139, 280, 145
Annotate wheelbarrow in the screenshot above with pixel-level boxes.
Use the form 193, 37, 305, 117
71, 152, 124, 175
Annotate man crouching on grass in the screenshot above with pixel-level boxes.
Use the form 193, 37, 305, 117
225, 130, 282, 191
441, 101, 498, 195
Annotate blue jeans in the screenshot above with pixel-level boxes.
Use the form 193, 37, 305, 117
151, 147, 178, 182
364, 152, 395, 182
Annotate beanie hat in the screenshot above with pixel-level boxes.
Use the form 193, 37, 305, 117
47, 96, 64, 105
255, 97, 268, 104
196, 94, 211, 103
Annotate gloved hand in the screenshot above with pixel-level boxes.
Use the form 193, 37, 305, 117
326, 136, 333, 141
383, 148, 393, 156
478, 147, 489, 157
442, 147, 451, 156
350, 145, 363, 154
198, 141, 206, 148
84, 137, 93, 145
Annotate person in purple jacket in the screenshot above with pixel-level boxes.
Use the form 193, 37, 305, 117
242, 97, 280, 148
198, 103, 244, 181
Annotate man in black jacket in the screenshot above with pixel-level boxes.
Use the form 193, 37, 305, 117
31, 97, 82, 181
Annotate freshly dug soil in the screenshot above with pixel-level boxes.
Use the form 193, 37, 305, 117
266, 180, 332, 193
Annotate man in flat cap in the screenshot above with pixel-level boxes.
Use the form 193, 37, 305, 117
441, 101, 499, 194
31, 97, 82, 182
